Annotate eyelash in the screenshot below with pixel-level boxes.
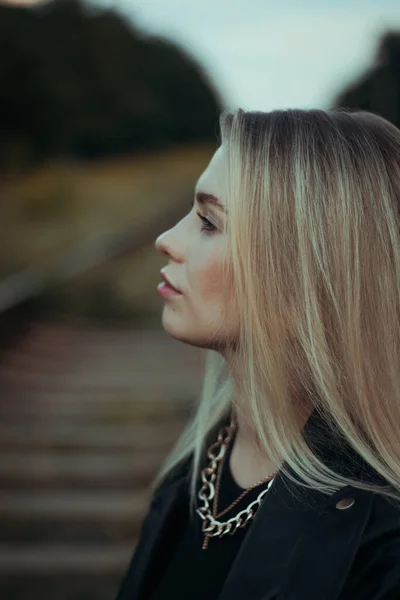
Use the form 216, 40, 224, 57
196, 212, 217, 235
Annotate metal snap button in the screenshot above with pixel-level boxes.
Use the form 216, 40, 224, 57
335, 497, 355, 510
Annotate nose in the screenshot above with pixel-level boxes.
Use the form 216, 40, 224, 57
155, 230, 169, 255
155, 215, 186, 262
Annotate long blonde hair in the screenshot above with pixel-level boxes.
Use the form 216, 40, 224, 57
152, 107, 400, 515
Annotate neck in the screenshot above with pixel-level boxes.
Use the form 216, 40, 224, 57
228, 403, 311, 490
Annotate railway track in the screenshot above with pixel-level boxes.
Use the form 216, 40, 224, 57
0, 315, 203, 600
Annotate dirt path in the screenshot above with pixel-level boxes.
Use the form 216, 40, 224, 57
0, 316, 204, 600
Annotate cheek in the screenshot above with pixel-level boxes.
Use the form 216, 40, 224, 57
190, 254, 229, 304
204, 261, 224, 299
187, 249, 223, 300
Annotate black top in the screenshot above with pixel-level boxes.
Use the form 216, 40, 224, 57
147, 429, 276, 600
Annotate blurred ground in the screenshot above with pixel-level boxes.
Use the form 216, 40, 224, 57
0, 314, 204, 600
0, 137, 213, 600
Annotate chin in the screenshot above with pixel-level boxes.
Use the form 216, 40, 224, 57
161, 311, 186, 340
160, 316, 200, 348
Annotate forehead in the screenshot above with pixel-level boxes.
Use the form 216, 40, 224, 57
195, 146, 225, 199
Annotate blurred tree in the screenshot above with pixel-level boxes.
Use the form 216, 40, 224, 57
0, 0, 223, 171
332, 30, 400, 127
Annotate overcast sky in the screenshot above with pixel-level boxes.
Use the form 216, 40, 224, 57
89, 1, 400, 110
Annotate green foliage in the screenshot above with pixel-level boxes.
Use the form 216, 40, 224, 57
332, 30, 400, 127
0, 0, 223, 171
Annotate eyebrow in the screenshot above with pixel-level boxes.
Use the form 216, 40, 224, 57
192, 191, 227, 214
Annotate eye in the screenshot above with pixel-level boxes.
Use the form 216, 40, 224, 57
196, 212, 217, 235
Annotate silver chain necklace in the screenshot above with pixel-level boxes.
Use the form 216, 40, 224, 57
196, 421, 277, 549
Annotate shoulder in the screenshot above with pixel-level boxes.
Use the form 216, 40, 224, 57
150, 453, 192, 505
371, 491, 400, 529
340, 492, 400, 599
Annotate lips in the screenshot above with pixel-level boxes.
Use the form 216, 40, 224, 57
160, 271, 181, 293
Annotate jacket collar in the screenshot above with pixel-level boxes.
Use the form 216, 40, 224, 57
117, 408, 382, 600
217, 408, 380, 600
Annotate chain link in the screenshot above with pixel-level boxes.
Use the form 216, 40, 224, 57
196, 421, 277, 543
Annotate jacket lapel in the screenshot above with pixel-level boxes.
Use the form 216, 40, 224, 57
117, 408, 382, 600
115, 476, 187, 600
217, 470, 374, 600
218, 409, 380, 600
277, 485, 374, 600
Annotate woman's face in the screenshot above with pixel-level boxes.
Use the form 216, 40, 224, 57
155, 145, 238, 351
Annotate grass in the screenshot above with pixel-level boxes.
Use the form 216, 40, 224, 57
0, 141, 216, 319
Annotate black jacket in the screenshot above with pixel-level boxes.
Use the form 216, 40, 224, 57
115, 409, 400, 600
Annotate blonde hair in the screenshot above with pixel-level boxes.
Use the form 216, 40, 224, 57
152, 107, 400, 515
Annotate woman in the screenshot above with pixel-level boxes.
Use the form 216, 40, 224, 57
115, 108, 400, 600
